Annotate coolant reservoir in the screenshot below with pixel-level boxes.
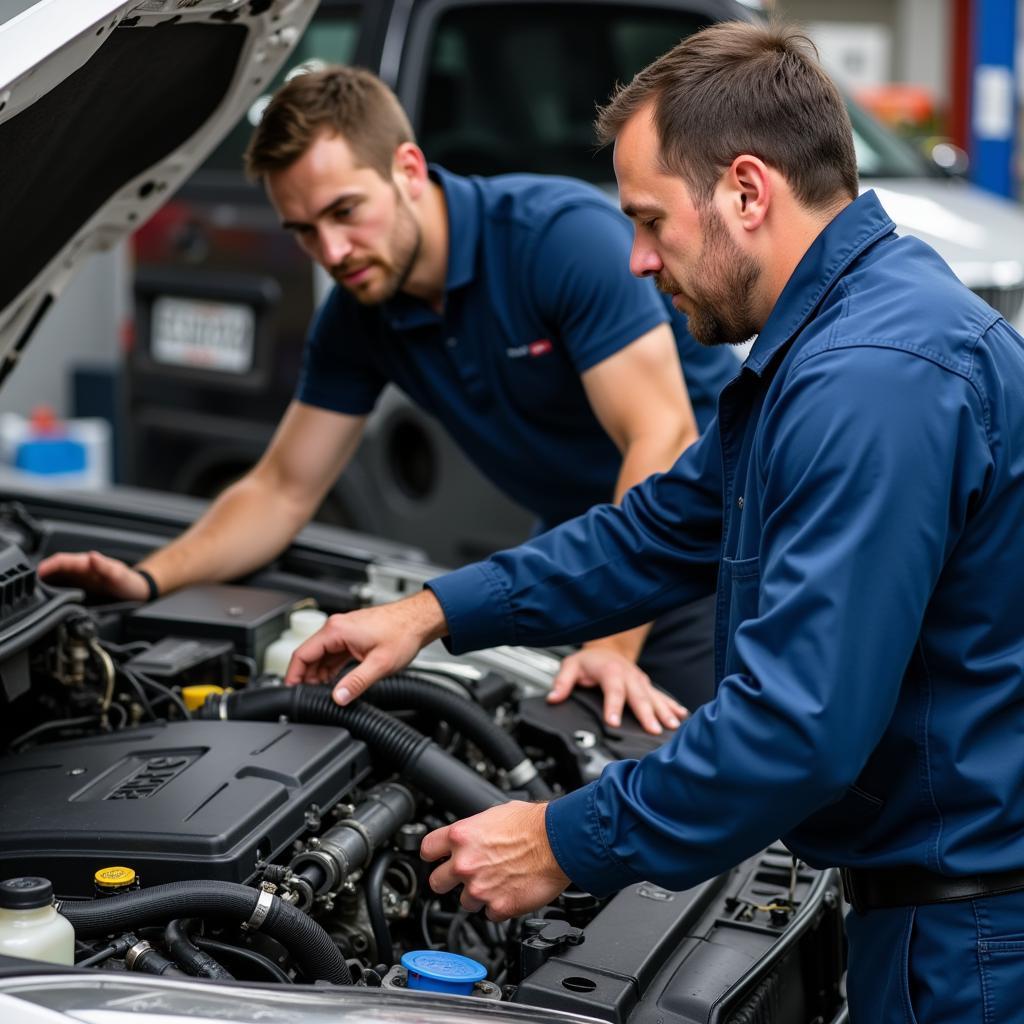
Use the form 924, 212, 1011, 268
262, 608, 329, 677
0, 877, 75, 965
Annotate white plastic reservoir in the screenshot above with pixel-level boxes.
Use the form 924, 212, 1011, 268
0, 877, 75, 965
263, 608, 329, 677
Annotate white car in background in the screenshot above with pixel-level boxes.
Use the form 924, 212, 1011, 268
849, 100, 1024, 329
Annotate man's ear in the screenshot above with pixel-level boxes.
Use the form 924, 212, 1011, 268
393, 142, 429, 199
725, 155, 771, 231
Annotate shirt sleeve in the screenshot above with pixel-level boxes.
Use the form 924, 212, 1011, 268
530, 203, 669, 373
427, 417, 724, 653
545, 344, 993, 895
296, 287, 388, 415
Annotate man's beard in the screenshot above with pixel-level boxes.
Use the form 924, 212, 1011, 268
656, 206, 761, 348
331, 196, 421, 305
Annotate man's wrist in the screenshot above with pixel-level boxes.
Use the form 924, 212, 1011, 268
583, 631, 643, 662
410, 587, 449, 645
133, 566, 160, 602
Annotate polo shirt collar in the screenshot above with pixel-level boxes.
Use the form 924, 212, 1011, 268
744, 190, 895, 376
379, 165, 479, 330
430, 164, 480, 292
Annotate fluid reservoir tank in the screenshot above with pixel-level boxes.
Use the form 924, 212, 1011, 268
262, 608, 329, 677
0, 877, 75, 965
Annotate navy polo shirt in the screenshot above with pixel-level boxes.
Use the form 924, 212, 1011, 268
297, 166, 737, 528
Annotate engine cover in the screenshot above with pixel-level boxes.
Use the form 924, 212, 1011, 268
0, 720, 370, 897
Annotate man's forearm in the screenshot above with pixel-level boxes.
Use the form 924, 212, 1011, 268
138, 475, 312, 594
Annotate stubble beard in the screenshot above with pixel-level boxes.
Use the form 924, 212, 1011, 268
331, 193, 422, 305
657, 206, 761, 348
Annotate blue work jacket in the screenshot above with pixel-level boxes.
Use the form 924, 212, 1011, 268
428, 191, 1024, 895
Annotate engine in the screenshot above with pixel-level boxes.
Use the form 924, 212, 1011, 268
0, 518, 847, 1023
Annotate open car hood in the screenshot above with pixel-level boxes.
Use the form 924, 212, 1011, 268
0, 0, 316, 383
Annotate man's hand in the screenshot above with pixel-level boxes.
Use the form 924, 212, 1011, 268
421, 802, 570, 922
548, 645, 687, 734
37, 550, 150, 601
285, 589, 448, 704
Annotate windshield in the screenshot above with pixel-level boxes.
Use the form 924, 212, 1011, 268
848, 98, 938, 179
415, 2, 938, 184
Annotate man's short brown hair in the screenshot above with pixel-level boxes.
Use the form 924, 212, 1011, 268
595, 20, 858, 209
244, 65, 414, 180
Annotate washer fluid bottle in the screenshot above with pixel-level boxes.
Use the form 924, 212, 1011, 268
263, 609, 329, 677
0, 877, 75, 965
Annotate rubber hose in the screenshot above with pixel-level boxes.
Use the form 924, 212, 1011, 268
210, 686, 508, 817
194, 936, 292, 984
58, 880, 351, 985
164, 919, 234, 980
363, 850, 396, 966
366, 675, 553, 799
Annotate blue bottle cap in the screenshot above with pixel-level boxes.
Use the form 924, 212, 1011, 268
400, 950, 488, 995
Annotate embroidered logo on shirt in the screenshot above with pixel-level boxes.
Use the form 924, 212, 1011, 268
506, 339, 553, 359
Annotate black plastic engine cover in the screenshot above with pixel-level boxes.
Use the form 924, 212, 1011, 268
0, 720, 370, 897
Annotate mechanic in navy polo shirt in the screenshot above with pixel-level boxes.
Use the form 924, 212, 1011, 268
40, 65, 737, 733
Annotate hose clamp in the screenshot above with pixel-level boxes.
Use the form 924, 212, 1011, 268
125, 940, 152, 971
242, 888, 275, 931
218, 693, 230, 721
505, 758, 539, 788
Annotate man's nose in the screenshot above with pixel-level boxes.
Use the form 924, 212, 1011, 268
318, 226, 353, 268
630, 239, 662, 278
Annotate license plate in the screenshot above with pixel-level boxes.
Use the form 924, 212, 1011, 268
150, 296, 255, 374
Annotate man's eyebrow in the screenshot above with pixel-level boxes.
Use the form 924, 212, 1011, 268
280, 191, 363, 231
621, 201, 663, 220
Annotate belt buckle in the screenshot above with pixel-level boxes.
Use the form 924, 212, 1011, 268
839, 867, 865, 914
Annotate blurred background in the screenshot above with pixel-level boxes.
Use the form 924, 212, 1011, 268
7, 0, 1023, 566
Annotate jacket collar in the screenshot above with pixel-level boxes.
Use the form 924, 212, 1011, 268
743, 190, 895, 376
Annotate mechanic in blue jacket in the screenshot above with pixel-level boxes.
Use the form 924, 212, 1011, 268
40, 65, 738, 730
286, 21, 1024, 1023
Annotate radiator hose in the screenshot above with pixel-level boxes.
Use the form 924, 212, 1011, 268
58, 880, 352, 985
202, 685, 508, 819
366, 674, 552, 799
164, 919, 234, 980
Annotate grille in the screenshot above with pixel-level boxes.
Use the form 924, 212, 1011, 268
971, 284, 1024, 322
0, 562, 35, 621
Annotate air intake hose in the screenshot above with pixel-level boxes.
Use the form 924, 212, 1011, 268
365, 674, 552, 799
58, 880, 351, 985
203, 685, 508, 819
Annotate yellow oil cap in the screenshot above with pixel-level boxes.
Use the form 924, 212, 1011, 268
94, 866, 136, 890
181, 684, 225, 712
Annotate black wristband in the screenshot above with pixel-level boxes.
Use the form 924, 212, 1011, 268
134, 568, 160, 603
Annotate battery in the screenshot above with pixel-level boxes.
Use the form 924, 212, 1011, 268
125, 584, 296, 663
124, 636, 234, 689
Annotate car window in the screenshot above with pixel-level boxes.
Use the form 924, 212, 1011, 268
199, 8, 362, 176
417, 4, 711, 181
847, 98, 938, 179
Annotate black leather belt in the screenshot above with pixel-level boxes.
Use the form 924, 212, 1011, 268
840, 865, 1024, 914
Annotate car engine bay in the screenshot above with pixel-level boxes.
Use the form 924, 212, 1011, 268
0, 499, 846, 1024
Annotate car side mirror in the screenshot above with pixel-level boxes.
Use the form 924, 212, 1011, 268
928, 141, 970, 178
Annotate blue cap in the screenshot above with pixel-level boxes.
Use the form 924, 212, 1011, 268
15, 437, 86, 475
401, 950, 487, 996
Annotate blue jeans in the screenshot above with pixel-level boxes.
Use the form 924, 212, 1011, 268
845, 890, 1024, 1022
